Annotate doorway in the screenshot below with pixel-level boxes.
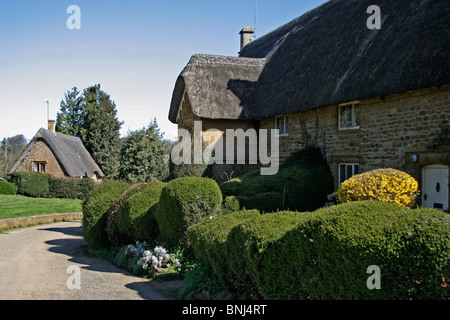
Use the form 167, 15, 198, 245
422, 164, 449, 210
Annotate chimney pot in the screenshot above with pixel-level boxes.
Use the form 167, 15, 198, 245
48, 120, 56, 133
239, 27, 254, 52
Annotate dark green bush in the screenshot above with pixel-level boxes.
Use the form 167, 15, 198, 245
189, 201, 449, 299
220, 146, 334, 213
105, 184, 145, 252
116, 182, 165, 243
226, 210, 313, 297
82, 180, 131, 250
9, 172, 50, 198
187, 210, 260, 289
154, 177, 223, 249
239, 201, 449, 299
222, 196, 240, 214
235, 192, 284, 213
0, 180, 18, 195
48, 176, 96, 200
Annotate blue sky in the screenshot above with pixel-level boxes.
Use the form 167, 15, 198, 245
0, 0, 326, 142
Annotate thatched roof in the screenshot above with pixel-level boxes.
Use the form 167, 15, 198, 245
8, 128, 104, 178
168, 54, 265, 123
242, 0, 450, 119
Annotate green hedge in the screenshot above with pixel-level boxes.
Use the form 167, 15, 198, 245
82, 180, 131, 250
254, 202, 449, 299
189, 201, 450, 300
187, 210, 260, 289
226, 210, 314, 297
9, 172, 95, 200
10, 172, 49, 198
0, 180, 18, 195
220, 146, 334, 213
48, 176, 96, 200
116, 182, 165, 243
105, 184, 144, 252
154, 177, 223, 249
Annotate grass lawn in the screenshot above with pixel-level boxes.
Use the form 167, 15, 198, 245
0, 194, 82, 220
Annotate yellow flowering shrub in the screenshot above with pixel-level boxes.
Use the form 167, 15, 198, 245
337, 168, 419, 208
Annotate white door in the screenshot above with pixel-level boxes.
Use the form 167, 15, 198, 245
422, 165, 449, 210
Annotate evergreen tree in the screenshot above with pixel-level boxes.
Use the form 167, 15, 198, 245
82, 84, 123, 178
118, 119, 168, 183
55, 87, 83, 136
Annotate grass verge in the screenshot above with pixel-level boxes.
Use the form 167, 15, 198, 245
0, 194, 82, 219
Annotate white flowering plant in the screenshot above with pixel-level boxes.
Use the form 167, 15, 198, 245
114, 241, 181, 276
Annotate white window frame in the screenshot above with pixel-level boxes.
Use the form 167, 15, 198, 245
339, 163, 359, 186
275, 115, 289, 136
338, 101, 360, 130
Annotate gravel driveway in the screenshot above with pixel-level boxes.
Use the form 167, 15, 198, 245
0, 220, 176, 300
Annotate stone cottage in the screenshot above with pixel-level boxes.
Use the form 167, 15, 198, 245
8, 120, 104, 180
169, 0, 450, 210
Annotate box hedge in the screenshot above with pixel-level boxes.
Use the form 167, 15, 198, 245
220, 146, 334, 213
116, 182, 165, 243
48, 176, 96, 200
105, 184, 144, 252
226, 210, 314, 297
82, 180, 131, 250
0, 180, 18, 195
237, 202, 449, 299
9, 172, 49, 198
154, 176, 223, 249
188, 201, 450, 300
187, 209, 260, 289
9, 172, 95, 200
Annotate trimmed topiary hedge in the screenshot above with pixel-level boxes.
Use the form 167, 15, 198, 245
187, 210, 260, 289
9, 172, 50, 198
188, 201, 450, 300
226, 210, 314, 297
0, 180, 18, 195
154, 177, 223, 249
82, 180, 131, 250
9, 172, 95, 200
220, 146, 334, 213
116, 182, 165, 243
48, 176, 96, 200
253, 202, 449, 299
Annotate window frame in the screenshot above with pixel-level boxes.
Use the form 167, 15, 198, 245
31, 161, 47, 173
338, 163, 359, 186
275, 115, 289, 137
338, 101, 360, 130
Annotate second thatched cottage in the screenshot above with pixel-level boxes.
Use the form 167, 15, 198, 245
8, 120, 104, 181
169, 0, 450, 210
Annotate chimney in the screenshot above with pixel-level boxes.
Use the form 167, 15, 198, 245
48, 120, 56, 133
239, 27, 254, 52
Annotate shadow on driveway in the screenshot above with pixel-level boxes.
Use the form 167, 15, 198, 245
40, 222, 177, 300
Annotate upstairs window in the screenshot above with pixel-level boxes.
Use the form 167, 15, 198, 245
339, 102, 360, 130
31, 161, 46, 173
275, 115, 289, 136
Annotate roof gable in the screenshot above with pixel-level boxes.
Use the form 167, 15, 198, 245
169, 54, 265, 123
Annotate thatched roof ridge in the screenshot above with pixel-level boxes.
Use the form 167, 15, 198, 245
248, 0, 450, 119
239, 2, 329, 59
168, 54, 265, 123
8, 128, 104, 178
